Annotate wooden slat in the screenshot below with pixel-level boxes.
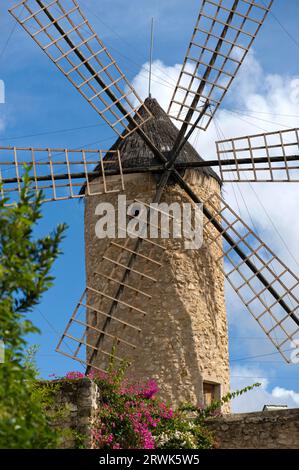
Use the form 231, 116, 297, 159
9, 0, 152, 138
103, 256, 157, 282
87, 285, 147, 316
168, 0, 273, 132
111, 241, 163, 267
216, 128, 299, 182
93, 271, 152, 299
203, 191, 299, 363
83, 301, 142, 331
0, 146, 124, 205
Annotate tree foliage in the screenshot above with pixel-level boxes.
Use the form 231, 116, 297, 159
0, 171, 67, 448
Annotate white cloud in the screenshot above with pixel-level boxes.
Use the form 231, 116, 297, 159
132, 53, 299, 405
231, 365, 299, 412
132, 52, 299, 301
131, 59, 181, 111
272, 386, 299, 406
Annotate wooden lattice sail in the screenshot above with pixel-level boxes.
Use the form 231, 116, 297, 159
204, 192, 299, 362
0, 147, 124, 205
9, 0, 152, 137
56, 206, 166, 372
7, 0, 298, 396
216, 128, 299, 182
168, 0, 273, 131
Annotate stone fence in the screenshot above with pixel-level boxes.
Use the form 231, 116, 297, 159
51, 379, 299, 449
206, 409, 299, 449
51, 378, 95, 448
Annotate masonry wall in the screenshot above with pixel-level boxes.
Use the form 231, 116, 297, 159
206, 409, 299, 449
84, 170, 230, 410
51, 380, 299, 449
51, 379, 94, 448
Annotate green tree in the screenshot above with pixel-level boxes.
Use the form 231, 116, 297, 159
0, 170, 67, 448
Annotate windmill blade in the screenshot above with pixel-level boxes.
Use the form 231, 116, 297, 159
167, 0, 273, 134
203, 192, 299, 363
0, 146, 124, 205
55, 286, 143, 373
56, 210, 166, 372
9, 0, 152, 138
216, 128, 299, 182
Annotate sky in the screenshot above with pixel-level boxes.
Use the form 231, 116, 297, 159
1, 0, 299, 413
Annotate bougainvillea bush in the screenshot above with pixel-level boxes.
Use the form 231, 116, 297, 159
64, 367, 259, 450
92, 379, 173, 449
89, 370, 214, 450
65, 370, 179, 449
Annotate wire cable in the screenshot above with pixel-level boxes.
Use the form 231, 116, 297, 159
83, 4, 178, 88
0, 122, 107, 142
261, 0, 299, 51
0, 7, 24, 60
230, 347, 296, 361
227, 108, 299, 130
0, 135, 115, 175
36, 307, 85, 372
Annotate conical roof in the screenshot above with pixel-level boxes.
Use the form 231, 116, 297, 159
107, 98, 219, 180
82, 97, 220, 192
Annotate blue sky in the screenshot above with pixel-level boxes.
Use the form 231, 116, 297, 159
1, 0, 299, 412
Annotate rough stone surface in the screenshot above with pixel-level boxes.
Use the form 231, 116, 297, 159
84, 170, 230, 410
51, 379, 93, 448
206, 409, 299, 449
51, 381, 299, 449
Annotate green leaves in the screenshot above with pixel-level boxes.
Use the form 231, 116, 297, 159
201, 383, 261, 421
179, 383, 262, 424
0, 169, 67, 448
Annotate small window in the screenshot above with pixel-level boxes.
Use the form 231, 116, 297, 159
203, 382, 220, 407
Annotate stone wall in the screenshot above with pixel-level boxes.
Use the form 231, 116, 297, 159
84, 170, 230, 410
206, 409, 299, 449
51, 379, 95, 448
51, 380, 299, 449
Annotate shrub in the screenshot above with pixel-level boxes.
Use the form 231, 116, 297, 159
0, 170, 67, 448
65, 366, 260, 450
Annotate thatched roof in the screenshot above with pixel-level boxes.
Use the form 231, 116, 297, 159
82, 97, 221, 192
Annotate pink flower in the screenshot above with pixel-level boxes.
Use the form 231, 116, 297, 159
65, 371, 85, 380
88, 372, 176, 449
141, 379, 159, 399
91, 429, 103, 442
112, 443, 121, 449
88, 369, 107, 380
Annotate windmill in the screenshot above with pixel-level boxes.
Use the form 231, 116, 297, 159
4, 0, 299, 407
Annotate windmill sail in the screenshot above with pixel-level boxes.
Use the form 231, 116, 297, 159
203, 192, 299, 363
216, 128, 299, 182
9, 0, 152, 138
0, 146, 124, 205
56, 286, 143, 374
168, 0, 273, 132
57, 207, 166, 371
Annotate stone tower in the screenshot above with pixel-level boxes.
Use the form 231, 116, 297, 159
84, 98, 230, 409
